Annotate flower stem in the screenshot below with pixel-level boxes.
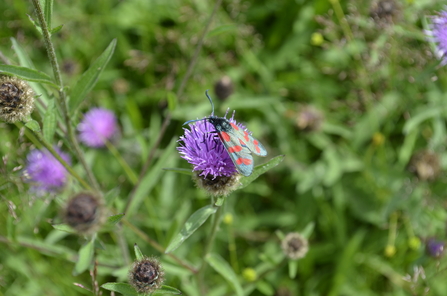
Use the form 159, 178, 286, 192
17, 122, 91, 190
197, 205, 223, 294
30, 0, 100, 191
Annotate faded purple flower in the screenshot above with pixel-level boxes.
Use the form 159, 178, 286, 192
426, 7, 447, 64
25, 147, 70, 194
178, 113, 246, 179
426, 238, 444, 258
78, 108, 118, 148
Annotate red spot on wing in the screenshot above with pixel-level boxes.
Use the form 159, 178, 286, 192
239, 139, 246, 146
220, 131, 231, 142
227, 145, 242, 153
230, 123, 239, 131
255, 146, 261, 153
243, 131, 250, 142
253, 140, 259, 145
236, 158, 252, 165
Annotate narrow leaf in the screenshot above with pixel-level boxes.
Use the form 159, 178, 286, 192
50, 24, 64, 35
134, 244, 144, 261
74, 237, 95, 275
25, 120, 41, 132
27, 14, 43, 35
153, 285, 183, 295
207, 24, 236, 37
52, 223, 77, 234
69, 39, 117, 111
288, 260, 298, 279
167, 91, 177, 111
162, 168, 193, 176
238, 155, 284, 189
0, 64, 57, 87
42, 99, 56, 142
206, 253, 243, 296
101, 283, 138, 296
165, 205, 217, 253
43, 0, 53, 30
107, 213, 125, 225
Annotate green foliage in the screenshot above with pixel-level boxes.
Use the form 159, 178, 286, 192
1, 0, 447, 295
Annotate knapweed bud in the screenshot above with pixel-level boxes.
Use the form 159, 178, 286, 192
193, 172, 241, 197
408, 150, 441, 181
214, 76, 234, 101
77, 108, 118, 148
64, 192, 104, 234
242, 268, 257, 282
426, 238, 444, 258
296, 106, 324, 132
129, 257, 164, 294
281, 232, 309, 260
0, 76, 34, 123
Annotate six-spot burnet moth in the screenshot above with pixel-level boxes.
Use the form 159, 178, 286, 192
183, 90, 267, 176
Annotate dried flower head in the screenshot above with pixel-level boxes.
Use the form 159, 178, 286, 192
426, 7, 447, 65
64, 192, 104, 234
296, 106, 324, 132
77, 108, 118, 148
281, 232, 309, 260
178, 114, 247, 196
0, 76, 34, 123
426, 238, 444, 258
408, 150, 441, 181
214, 76, 234, 101
129, 257, 164, 294
24, 147, 70, 194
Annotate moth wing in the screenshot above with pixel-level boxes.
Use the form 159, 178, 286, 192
228, 124, 267, 157
217, 130, 254, 176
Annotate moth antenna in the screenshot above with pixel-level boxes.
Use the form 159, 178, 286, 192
183, 118, 206, 126
205, 90, 215, 116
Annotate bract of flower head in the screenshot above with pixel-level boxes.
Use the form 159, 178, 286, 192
281, 232, 309, 260
128, 256, 164, 294
178, 116, 243, 179
0, 76, 35, 123
25, 147, 70, 194
77, 108, 118, 148
426, 7, 447, 65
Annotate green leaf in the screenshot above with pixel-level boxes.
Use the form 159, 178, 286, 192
25, 120, 41, 132
27, 14, 43, 35
162, 168, 193, 176
50, 24, 64, 35
238, 155, 284, 190
0, 64, 57, 87
207, 24, 236, 37
134, 244, 144, 261
74, 237, 95, 275
52, 223, 77, 234
107, 213, 125, 225
256, 280, 274, 296
167, 91, 177, 111
206, 253, 243, 296
127, 138, 177, 216
43, 0, 53, 30
153, 285, 183, 295
101, 283, 138, 296
288, 260, 298, 279
403, 107, 442, 135
42, 99, 56, 142
165, 205, 217, 253
69, 39, 117, 112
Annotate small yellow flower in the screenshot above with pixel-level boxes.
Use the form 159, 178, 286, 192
223, 213, 233, 225
311, 32, 324, 46
372, 132, 385, 146
242, 268, 257, 282
384, 245, 396, 257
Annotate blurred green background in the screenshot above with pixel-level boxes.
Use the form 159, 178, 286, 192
1, 0, 447, 295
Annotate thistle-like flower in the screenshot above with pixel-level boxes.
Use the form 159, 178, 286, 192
177, 115, 245, 196
426, 7, 447, 65
129, 256, 164, 294
24, 147, 70, 194
77, 108, 118, 148
0, 76, 34, 123
281, 232, 309, 260
426, 238, 444, 258
63, 192, 104, 234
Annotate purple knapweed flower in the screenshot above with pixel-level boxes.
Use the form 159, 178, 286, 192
426, 7, 447, 65
77, 108, 118, 148
426, 238, 444, 258
25, 147, 70, 194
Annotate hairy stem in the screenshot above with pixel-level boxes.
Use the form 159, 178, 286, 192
30, 0, 100, 191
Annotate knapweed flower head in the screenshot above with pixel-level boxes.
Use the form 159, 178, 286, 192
129, 256, 164, 294
63, 192, 105, 235
408, 150, 441, 181
0, 76, 34, 123
25, 147, 70, 194
281, 232, 309, 260
296, 105, 324, 132
426, 7, 447, 65
77, 108, 118, 148
178, 113, 245, 196
426, 238, 444, 258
